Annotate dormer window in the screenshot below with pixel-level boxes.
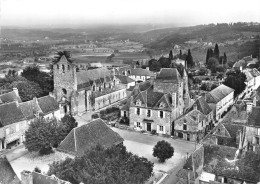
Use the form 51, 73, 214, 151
159, 102, 165, 108
136, 99, 142, 106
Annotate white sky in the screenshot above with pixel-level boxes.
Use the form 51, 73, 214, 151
1, 0, 260, 27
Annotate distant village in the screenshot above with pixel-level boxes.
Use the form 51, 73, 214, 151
1, 45, 260, 184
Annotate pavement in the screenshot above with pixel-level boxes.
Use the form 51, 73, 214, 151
111, 128, 196, 184
1, 145, 28, 162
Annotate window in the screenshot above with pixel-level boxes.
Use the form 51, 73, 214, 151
62, 64, 65, 73
99, 87, 102, 91
124, 111, 127, 117
183, 124, 187, 130
68, 65, 70, 71
16, 124, 20, 132
202, 121, 203, 127
147, 110, 151, 117
160, 111, 164, 118
57, 64, 59, 69
104, 83, 106, 89
137, 122, 141, 128
159, 126, 164, 131
93, 85, 96, 91
137, 108, 140, 115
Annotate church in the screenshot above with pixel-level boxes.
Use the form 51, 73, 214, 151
53, 55, 127, 115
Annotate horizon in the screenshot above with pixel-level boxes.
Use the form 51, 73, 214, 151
1, 0, 260, 28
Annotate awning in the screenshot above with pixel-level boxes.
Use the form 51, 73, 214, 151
143, 119, 154, 122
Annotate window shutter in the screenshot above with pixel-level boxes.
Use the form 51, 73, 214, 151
157, 125, 159, 133
134, 122, 137, 127
158, 111, 160, 118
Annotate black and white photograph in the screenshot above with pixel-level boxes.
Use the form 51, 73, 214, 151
0, 0, 260, 183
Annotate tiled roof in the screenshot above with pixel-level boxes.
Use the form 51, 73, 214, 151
19, 99, 42, 119
247, 106, 260, 127
0, 102, 25, 127
76, 67, 112, 85
115, 75, 135, 84
206, 84, 234, 103
58, 119, 124, 156
156, 68, 180, 82
32, 171, 70, 184
37, 96, 59, 115
130, 68, 153, 76
175, 109, 207, 128
203, 144, 260, 183
0, 156, 21, 184
0, 91, 22, 104
188, 96, 212, 115
138, 81, 152, 91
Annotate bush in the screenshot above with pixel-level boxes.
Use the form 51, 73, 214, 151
119, 117, 129, 126
34, 167, 42, 173
151, 130, 157, 135
92, 113, 99, 119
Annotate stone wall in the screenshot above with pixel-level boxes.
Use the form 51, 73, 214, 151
129, 106, 172, 135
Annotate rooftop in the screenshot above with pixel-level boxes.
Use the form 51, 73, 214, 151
37, 95, 59, 115
0, 90, 22, 104
247, 106, 260, 127
57, 119, 124, 156
206, 84, 234, 103
115, 75, 135, 84
0, 156, 21, 184
130, 68, 153, 76
156, 68, 181, 82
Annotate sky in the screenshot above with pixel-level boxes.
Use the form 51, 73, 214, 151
1, 0, 260, 27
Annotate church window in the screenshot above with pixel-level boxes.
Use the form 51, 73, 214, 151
62, 88, 67, 95
62, 64, 65, 73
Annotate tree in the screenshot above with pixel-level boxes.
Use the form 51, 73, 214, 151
198, 68, 208, 76
206, 49, 210, 65
214, 43, 220, 59
158, 57, 171, 68
48, 144, 154, 184
169, 50, 174, 60
207, 57, 219, 73
180, 50, 182, 57
148, 59, 161, 72
223, 70, 246, 96
153, 140, 174, 163
24, 118, 58, 155
223, 52, 227, 64
186, 49, 194, 68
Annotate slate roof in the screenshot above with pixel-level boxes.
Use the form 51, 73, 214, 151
115, 75, 135, 84
156, 68, 181, 82
0, 91, 22, 104
130, 68, 153, 76
138, 81, 153, 91
247, 106, 260, 127
57, 118, 124, 156
19, 99, 42, 119
76, 67, 112, 86
37, 96, 59, 115
0, 102, 25, 127
187, 96, 212, 115
0, 156, 21, 184
206, 84, 234, 103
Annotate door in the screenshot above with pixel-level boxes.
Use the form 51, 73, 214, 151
147, 123, 151, 131
187, 134, 190, 141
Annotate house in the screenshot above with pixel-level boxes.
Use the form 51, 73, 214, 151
0, 156, 21, 184
186, 96, 214, 129
115, 75, 135, 89
21, 170, 71, 184
128, 68, 191, 135
244, 106, 260, 152
53, 55, 127, 115
244, 68, 260, 91
0, 101, 28, 150
177, 144, 260, 184
174, 107, 208, 141
204, 84, 234, 120
128, 68, 153, 83
57, 118, 123, 156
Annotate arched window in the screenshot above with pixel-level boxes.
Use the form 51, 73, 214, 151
62, 88, 67, 95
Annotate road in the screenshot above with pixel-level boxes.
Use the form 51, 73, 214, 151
112, 128, 196, 184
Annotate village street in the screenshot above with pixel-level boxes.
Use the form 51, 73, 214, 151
111, 127, 196, 183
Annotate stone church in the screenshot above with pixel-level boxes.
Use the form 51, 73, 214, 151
53, 55, 127, 115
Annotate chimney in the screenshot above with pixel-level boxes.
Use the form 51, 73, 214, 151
13, 87, 19, 97
21, 170, 33, 184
